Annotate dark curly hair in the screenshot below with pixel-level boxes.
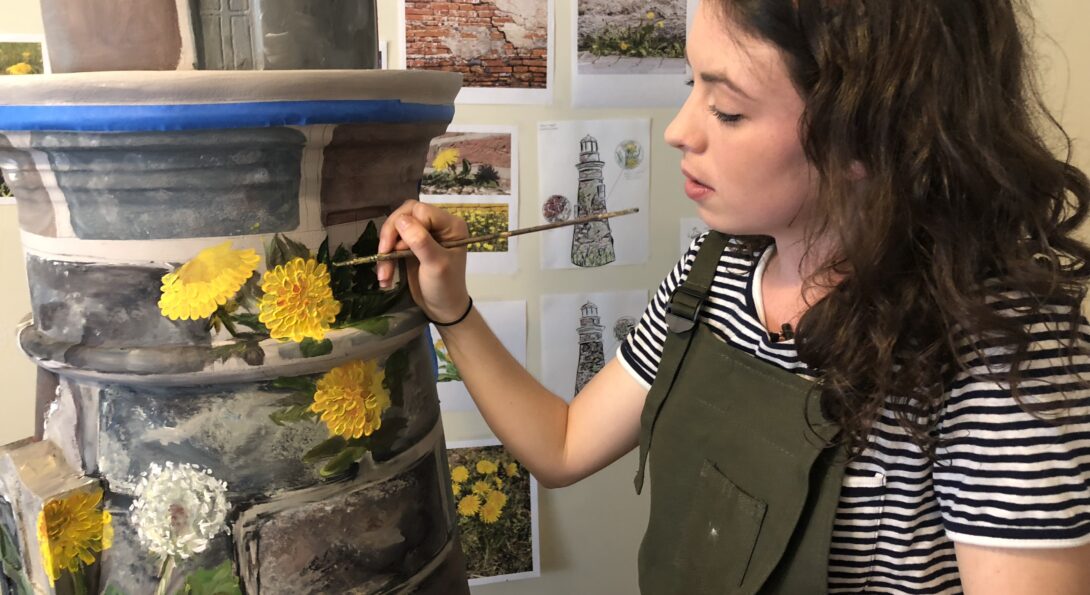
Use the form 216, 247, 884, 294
714, 0, 1090, 457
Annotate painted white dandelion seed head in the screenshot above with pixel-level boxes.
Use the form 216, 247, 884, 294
129, 461, 229, 560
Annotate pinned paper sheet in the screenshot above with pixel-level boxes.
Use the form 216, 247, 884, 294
433, 300, 527, 412
538, 119, 650, 270
540, 290, 649, 401
421, 125, 520, 275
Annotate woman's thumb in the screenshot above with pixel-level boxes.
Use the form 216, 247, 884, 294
395, 215, 443, 265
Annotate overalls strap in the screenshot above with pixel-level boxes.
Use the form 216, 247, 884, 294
634, 231, 730, 494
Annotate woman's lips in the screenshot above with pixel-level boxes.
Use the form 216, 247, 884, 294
684, 175, 713, 201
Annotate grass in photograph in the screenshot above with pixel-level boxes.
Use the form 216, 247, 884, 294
0, 42, 43, 74
435, 204, 510, 252
449, 445, 533, 579
423, 147, 504, 195
580, 10, 684, 59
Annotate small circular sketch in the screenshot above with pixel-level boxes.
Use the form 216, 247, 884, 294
542, 194, 572, 223
613, 316, 638, 342
615, 140, 643, 170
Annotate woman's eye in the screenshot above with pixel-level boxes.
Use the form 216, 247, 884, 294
708, 105, 743, 124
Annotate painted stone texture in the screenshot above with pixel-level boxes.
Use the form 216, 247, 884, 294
234, 444, 465, 594
26, 256, 210, 350
32, 129, 303, 240
93, 338, 440, 498
405, 0, 548, 89
0, 133, 55, 237
39, 0, 183, 73
321, 122, 450, 225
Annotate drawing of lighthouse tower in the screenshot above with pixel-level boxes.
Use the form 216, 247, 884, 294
571, 134, 617, 266
575, 301, 607, 393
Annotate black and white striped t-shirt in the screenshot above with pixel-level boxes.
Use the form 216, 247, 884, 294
618, 233, 1090, 594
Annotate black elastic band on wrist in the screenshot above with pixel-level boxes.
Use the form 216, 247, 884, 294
427, 297, 474, 327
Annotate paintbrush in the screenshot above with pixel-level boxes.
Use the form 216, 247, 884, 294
333, 207, 640, 267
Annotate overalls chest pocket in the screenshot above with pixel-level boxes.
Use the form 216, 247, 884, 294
678, 458, 768, 593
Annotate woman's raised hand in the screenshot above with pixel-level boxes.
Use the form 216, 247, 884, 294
377, 200, 471, 323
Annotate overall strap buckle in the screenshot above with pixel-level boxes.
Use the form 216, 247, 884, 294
665, 285, 705, 334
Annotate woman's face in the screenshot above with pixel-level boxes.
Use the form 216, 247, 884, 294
666, 2, 818, 239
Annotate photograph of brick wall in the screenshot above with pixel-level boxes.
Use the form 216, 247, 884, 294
405, 0, 548, 89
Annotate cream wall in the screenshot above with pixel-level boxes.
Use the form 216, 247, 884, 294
0, 1, 1088, 594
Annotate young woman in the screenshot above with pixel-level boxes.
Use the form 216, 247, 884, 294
378, 1, 1090, 592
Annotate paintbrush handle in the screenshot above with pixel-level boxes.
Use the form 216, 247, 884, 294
333, 207, 640, 267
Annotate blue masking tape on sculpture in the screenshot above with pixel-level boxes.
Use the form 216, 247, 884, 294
0, 99, 455, 132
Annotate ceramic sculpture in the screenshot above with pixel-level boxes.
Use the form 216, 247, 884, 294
0, 3, 469, 594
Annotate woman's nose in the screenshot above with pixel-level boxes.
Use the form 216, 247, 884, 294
663, 91, 706, 154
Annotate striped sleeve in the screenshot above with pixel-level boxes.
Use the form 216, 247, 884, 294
617, 233, 707, 389
934, 296, 1090, 548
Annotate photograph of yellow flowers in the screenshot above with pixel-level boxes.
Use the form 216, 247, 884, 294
422, 128, 513, 197
446, 438, 540, 585
398, 0, 554, 104
434, 300, 526, 412
0, 37, 45, 206
572, 0, 697, 107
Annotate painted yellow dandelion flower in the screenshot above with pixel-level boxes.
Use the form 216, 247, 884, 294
476, 459, 498, 475
258, 257, 341, 342
432, 147, 460, 171
451, 465, 470, 483
471, 480, 492, 496
479, 501, 503, 524
310, 360, 390, 439
486, 489, 508, 509
505, 462, 520, 477
5, 62, 33, 75
645, 11, 656, 20
452, 482, 462, 496
158, 241, 260, 321
457, 494, 481, 517
36, 488, 111, 584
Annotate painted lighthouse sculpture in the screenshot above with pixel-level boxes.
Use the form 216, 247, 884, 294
570, 135, 616, 267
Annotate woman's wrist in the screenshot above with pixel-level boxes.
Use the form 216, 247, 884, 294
425, 296, 474, 327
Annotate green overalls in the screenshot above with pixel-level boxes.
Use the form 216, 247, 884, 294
634, 232, 847, 594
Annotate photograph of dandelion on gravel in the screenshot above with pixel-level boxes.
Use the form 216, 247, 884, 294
448, 444, 533, 580
436, 204, 510, 252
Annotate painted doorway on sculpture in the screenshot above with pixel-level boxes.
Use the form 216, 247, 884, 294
194, 0, 256, 70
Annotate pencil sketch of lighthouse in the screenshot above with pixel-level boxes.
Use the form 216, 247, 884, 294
575, 301, 606, 393
571, 134, 616, 267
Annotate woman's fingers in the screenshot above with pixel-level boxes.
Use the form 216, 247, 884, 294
376, 200, 469, 289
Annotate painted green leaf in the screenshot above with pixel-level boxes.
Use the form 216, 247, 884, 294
346, 316, 391, 336
298, 338, 333, 358
264, 236, 286, 269
174, 560, 241, 595
317, 237, 330, 267
350, 417, 409, 462
279, 235, 312, 262
302, 436, 347, 463
270, 375, 317, 393
1, 523, 33, 595
232, 313, 269, 335
319, 446, 367, 479
331, 245, 354, 298
102, 585, 127, 595
351, 221, 380, 258
269, 404, 316, 426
